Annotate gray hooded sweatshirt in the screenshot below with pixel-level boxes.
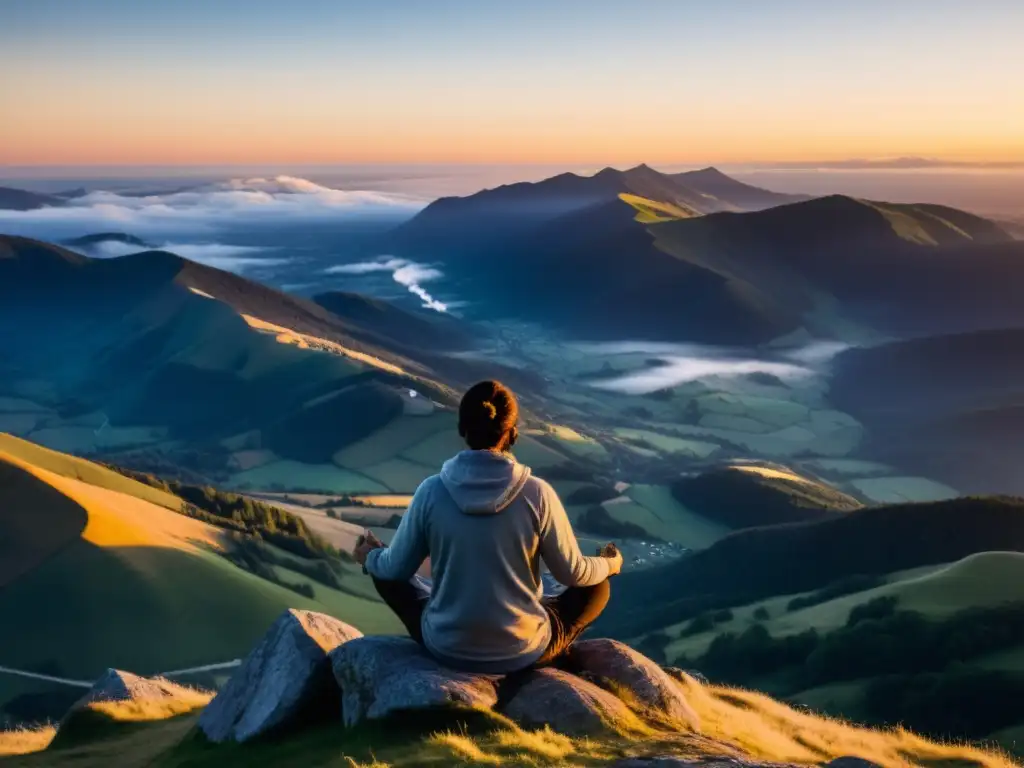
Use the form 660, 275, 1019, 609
364, 449, 611, 673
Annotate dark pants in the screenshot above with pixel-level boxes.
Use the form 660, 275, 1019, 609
372, 577, 611, 667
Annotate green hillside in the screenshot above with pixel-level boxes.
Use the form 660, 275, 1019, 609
0, 440, 400, 727
672, 463, 862, 529
0, 433, 183, 511
603, 495, 1024, 638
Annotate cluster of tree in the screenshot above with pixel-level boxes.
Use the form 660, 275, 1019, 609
682, 598, 1024, 695
222, 532, 329, 597
680, 608, 734, 637
109, 465, 340, 560
787, 574, 887, 612
316, 495, 368, 508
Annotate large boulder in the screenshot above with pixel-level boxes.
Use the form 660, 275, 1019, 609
199, 609, 362, 743
501, 667, 639, 736
330, 636, 499, 726
569, 638, 700, 730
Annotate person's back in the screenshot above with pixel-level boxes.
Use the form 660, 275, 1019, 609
354, 380, 622, 673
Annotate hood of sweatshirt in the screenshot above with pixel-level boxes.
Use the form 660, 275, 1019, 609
439, 450, 532, 514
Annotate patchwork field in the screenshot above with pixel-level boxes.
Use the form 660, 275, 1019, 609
622, 484, 731, 548
231, 461, 389, 494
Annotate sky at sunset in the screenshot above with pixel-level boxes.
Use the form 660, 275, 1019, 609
2, 0, 1022, 166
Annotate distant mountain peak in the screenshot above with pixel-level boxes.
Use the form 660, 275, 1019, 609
65, 232, 153, 250
687, 166, 730, 179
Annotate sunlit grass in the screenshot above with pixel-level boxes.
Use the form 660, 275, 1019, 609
618, 193, 699, 223
0, 725, 57, 756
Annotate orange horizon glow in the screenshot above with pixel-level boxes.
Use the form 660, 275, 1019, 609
4, 129, 1022, 168
3, 2, 1022, 168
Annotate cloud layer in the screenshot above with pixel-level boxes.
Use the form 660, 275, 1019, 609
81, 238, 286, 272
0, 176, 424, 240
326, 257, 448, 312
579, 341, 845, 394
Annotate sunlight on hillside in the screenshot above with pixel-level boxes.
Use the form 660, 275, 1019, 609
731, 464, 817, 484
4, 673, 1020, 766
0, 451, 226, 551
83, 687, 213, 723
618, 192, 699, 223
680, 674, 1018, 768
242, 313, 406, 376
0, 725, 57, 756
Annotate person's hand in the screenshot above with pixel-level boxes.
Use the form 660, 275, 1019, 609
598, 542, 624, 576
353, 529, 385, 567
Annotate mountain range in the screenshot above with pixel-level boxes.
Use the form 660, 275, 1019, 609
392, 165, 1022, 343
4, 165, 1024, 756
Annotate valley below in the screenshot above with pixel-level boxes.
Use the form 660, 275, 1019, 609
3, 164, 1024, 763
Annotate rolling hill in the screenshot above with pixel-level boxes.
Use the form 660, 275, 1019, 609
830, 329, 1024, 495
391, 166, 1022, 344
601, 494, 1024, 638
64, 232, 153, 250
0, 187, 66, 211
396, 164, 801, 247
313, 290, 477, 352
0, 235, 573, 488
671, 462, 863, 528
0, 434, 401, 726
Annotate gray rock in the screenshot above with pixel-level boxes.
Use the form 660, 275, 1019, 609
823, 759, 883, 768
199, 609, 362, 743
51, 669, 210, 748
330, 636, 499, 726
501, 667, 638, 736
570, 639, 700, 730
69, 668, 203, 712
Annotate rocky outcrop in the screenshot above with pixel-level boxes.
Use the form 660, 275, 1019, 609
52, 668, 211, 747
569, 639, 700, 730
330, 636, 499, 726
68, 668, 206, 713
502, 667, 639, 736
199, 609, 362, 743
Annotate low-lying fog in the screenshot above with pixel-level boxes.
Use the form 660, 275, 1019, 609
578, 341, 849, 394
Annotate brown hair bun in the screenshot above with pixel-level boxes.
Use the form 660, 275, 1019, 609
459, 381, 519, 451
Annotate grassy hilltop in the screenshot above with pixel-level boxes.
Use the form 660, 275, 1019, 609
1, 661, 1020, 767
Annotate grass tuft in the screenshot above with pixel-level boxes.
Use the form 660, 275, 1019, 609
0, 724, 57, 756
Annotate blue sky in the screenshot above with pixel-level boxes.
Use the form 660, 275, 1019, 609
2, 0, 1022, 164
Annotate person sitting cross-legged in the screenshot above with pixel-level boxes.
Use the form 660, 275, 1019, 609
353, 379, 622, 673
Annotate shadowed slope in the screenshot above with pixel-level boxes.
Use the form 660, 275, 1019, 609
0, 458, 86, 588
831, 330, 1024, 494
